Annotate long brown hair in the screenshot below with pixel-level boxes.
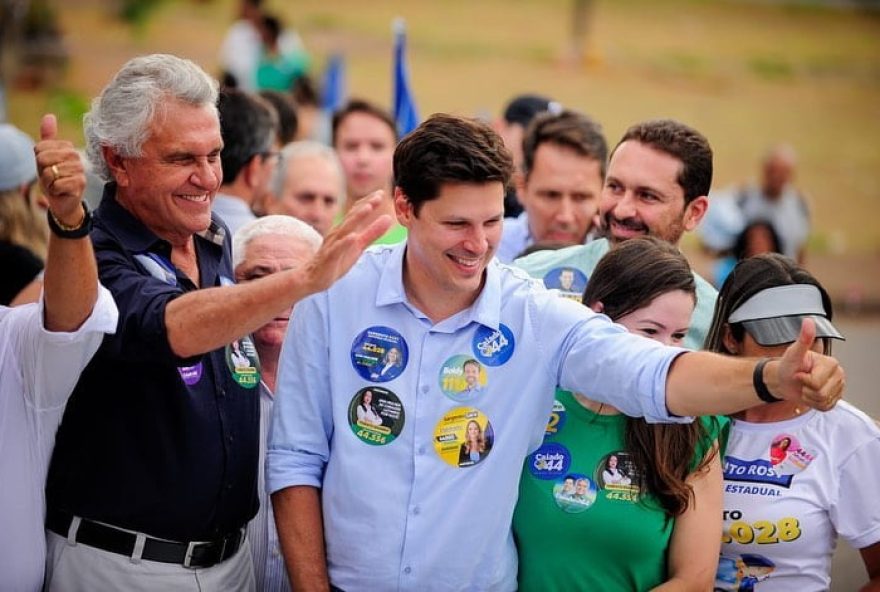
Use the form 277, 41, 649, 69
583, 237, 718, 517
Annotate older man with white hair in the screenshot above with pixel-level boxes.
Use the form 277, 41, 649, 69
265, 141, 345, 237
233, 215, 321, 592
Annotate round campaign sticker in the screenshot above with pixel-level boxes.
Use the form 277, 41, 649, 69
471, 324, 515, 367
438, 355, 488, 401
433, 407, 494, 468
769, 433, 815, 476
553, 473, 598, 513
596, 451, 641, 502
350, 326, 409, 382
225, 337, 261, 389
543, 267, 588, 301
528, 442, 572, 480
177, 361, 203, 386
544, 396, 568, 439
348, 387, 405, 446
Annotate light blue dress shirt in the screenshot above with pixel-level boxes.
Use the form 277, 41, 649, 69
496, 212, 531, 263
268, 241, 687, 592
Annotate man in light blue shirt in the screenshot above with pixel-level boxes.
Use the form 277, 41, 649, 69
268, 115, 845, 592
515, 119, 717, 350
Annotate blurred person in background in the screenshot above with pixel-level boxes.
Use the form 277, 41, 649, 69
493, 93, 558, 218
256, 13, 310, 93
0, 123, 48, 304
497, 109, 606, 263
212, 88, 278, 238
700, 144, 809, 263
332, 99, 404, 244
265, 141, 344, 237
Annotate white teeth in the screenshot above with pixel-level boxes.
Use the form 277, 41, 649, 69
451, 255, 479, 267
179, 194, 208, 202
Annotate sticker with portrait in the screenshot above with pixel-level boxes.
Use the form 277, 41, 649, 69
350, 326, 409, 382
472, 324, 515, 367
769, 433, 815, 476
225, 336, 261, 389
595, 451, 641, 502
433, 407, 494, 468
347, 386, 405, 446
543, 267, 588, 301
553, 473, 598, 513
438, 355, 488, 401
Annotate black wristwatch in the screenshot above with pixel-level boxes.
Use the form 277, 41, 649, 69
47, 202, 92, 239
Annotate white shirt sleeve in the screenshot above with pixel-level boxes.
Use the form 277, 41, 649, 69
831, 432, 880, 549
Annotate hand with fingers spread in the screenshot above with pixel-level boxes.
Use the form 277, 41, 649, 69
773, 318, 845, 411
34, 114, 87, 228
299, 189, 393, 294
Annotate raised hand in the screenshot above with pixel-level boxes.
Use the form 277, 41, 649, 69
33, 114, 87, 227
776, 318, 845, 411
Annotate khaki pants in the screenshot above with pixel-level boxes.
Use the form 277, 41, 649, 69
45, 530, 256, 592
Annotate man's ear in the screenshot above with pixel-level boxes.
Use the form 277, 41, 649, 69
683, 195, 709, 232
103, 146, 129, 187
589, 300, 604, 315
394, 187, 415, 227
513, 170, 527, 205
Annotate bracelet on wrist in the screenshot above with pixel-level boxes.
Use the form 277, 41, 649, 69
47, 202, 92, 239
753, 357, 783, 403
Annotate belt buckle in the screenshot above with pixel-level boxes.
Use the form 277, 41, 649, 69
183, 541, 198, 569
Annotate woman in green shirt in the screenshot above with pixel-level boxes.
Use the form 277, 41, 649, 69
514, 237, 727, 591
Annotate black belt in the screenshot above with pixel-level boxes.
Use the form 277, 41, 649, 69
46, 508, 245, 569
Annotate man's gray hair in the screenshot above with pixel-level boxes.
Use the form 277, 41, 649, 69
270, 140, 345, 201
84, 54, 219, 182
232, 214, 323, 269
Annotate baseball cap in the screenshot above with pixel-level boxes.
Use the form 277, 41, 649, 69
728, 284, 844, 346
0, 124, 37, 191
503, 94, 561, 127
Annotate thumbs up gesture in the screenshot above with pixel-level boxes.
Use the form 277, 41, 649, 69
34, 114, 87, 227
776, 318, 845, 411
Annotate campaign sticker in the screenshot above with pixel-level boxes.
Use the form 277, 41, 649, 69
433, 407, 494, 468
769, 433, 815, 476
350, 326, 409, 382
177, 361, 203, 386
544, 396, 568, 438
528, 442, 571, 480
438, 355, 487, 401
543, 267, 588, 301
472, 324, 515, 367
553, 473, 598, 513
225, 337, 261, 389
348, 387, 405, 446
596, 451, 640, 502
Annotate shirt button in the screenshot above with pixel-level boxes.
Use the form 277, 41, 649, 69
412, 506, 420, 515
403, 566, 412, 575
417, 446, 426, 455
420, 385, 429, 393
227, 436, 234, 443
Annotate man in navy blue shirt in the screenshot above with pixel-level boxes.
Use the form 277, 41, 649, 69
43, 54, 388, 591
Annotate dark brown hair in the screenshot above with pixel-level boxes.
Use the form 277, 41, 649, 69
704, 253, 834, 355
613, 119, 712, 205
393, 114, 513, 214
331, 99, 398, 146
583, 237, 717, 517
521, 109, 607, 178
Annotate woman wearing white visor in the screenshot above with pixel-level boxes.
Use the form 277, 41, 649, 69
705, 253, 880, 591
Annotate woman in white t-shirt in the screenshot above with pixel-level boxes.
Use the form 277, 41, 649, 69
705, 253, 880, 591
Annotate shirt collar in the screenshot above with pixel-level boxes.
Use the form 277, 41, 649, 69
374, 241, 502, 330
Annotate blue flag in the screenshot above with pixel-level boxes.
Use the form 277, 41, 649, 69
321, 53, 347, 114
392, 18, 419, 137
